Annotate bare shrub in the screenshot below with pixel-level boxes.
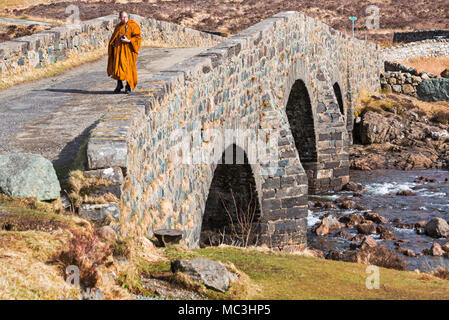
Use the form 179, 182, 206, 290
53, 233, 111, 288
219, 186, 259, 248
433, 267, 449, 280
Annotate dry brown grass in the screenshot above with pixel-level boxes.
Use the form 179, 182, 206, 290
66, 170, 119, 208
356, 90, 449, 123
433, 267, 449, 280
0, 193, 63, 214
53, 232, 112, 288
401, 56, 449, 76
0, 230, 79, 299
0, 47, 106, 91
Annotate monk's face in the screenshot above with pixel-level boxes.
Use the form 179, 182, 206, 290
119, 12, 129, 24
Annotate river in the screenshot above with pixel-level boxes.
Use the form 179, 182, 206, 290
308, 169, 449, 272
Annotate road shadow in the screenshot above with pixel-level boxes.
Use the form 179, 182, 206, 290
45, 88, 113, 95
53, 120, 99, 183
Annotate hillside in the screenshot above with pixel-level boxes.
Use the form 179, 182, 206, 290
2, 0, 449, 44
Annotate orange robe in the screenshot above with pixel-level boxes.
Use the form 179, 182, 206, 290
107, 20, 141, 90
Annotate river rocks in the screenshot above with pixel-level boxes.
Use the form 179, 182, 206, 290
425, 217, 449, 238
338, 213, 364, 227
396, 189, 416, 196
0, 153, 61, 201
377, 224, 395, 240
414, 176, 437, 183
360, 236, 377, 249
415, 221, 427, 228
326, 246, 407, 270
442, 243, 449, 252
357, 222, 377, 235
79, 202, 121, 222
364, 212, 389, 224
315, 215, 344, 236
441, 68, 449, 78
342, 182, 364, 192
171, 258, 237, 292
397, 247, 416, 257
423, 242, 445, 256
416, 79, 449, 102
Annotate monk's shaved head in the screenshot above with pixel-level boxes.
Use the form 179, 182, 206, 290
119, 11, 129, 24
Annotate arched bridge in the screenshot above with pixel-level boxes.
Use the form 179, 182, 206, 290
88, 11, 382, 248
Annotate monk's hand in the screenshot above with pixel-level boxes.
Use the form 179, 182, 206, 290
121, 35, 131, 43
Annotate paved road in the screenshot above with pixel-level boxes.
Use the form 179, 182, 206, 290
0, 47, 208, 177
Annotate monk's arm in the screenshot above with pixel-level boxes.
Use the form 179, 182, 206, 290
108, 25, 120, 56
129, 24, 142, 54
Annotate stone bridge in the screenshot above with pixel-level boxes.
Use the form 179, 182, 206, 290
84, 11, 382, 248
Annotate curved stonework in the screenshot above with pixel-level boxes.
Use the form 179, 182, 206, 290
87, 11, 381, 248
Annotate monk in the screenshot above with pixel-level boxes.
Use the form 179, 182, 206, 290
107, 11, 141, 94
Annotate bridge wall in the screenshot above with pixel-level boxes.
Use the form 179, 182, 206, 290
383, 39, 449, 62
87, 11, 382, 248
0, 14, 222, 78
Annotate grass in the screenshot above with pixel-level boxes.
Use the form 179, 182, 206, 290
0, 230, 79, 299
0, 47, 106, 91
139, 245, 449, 300
400, 56, 449, 77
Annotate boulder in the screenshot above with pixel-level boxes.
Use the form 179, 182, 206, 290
442, 243, 449, 252
357, 111, 403, 145
171, 258, 237, 292
396, 190, 415, 196
425, 217, 449, 238
79, 202, 121, 222
360, 236, 378, 249
416, 79, 449, 102
429, 242, 445, 256
357, 222, 377, 235
364, 212, 389, 224
315, 215, 343, 236
0, 153, 60, 200
342, 182, 364, 192
441, 68, 449, 78
339, 213, 365, 227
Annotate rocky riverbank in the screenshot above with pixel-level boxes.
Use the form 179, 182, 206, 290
351, 92, 449, 171
308, 169, 449, 272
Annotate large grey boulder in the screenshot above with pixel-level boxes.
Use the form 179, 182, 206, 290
0, 153, 60, 200
357, 111, 403, 144
425, 217, 449, 238
171, 258, 237, 292
416, 79, 449, 102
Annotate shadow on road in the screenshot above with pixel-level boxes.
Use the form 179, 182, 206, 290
53, 120, 99, 182
44, 88, 114, 95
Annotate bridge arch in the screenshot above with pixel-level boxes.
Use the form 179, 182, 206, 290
333, 82, 345, 116
201, 144, 261, 247
285, 79, 317, 164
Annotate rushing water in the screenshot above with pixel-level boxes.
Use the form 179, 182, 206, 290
308, 169, 449, 272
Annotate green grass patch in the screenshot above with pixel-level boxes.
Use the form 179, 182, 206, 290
142, 246, 449, 300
